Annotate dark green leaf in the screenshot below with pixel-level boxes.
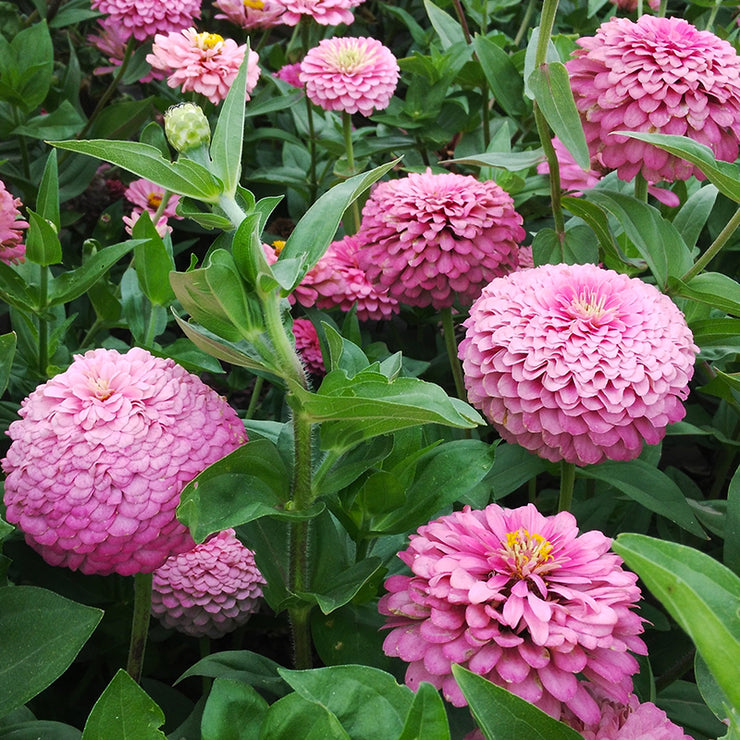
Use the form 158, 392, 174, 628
673, 185, 718, 250
132, 212, 175, 306
0, 262, 37, 311
0, 720, 81, 738
0, 332, 16, 396
725, 465, 740, 576
423, 0, 466, 48
299, 557, 384, 615
398, 682, 451, 740
695, 653, 733, 724
445, 150, 544, 171
473, 35, 525, 117
201, 679, 267, 740
669, 272, 740, 317
36, 151, 60, 230
259, 693, 350, 740
24, 209, 62, 266
12, 100, 84, 140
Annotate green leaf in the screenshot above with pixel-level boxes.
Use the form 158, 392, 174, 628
397, 682, 451, 740
528, 62, 589, 171
300, 557, 385, 615
177, 439, 293, 543
0, 719, 81, 738
0, 586, 103, 717
278, 665, 413, 739
452, 665, 584, 740
445, 150, 544, 171
669, 272, 740, 317
81, 669, 166, 740
36, 150, 60, 230
51, 140, 223, 202
473, 35, 525, 117
531, 225, 598, 266
423, 0, 466, 48
488, 443, 548, 500
24, 209, 62, 266
725, 465, 740, 576
0, 332, 16, 396
579, 460, 706, 538
259, 693, 350, 740
131, 212, 175, 306
695, 653, 734, 725
201, 679, 268, 740
12, 100, 85, 140
0, 21, 53, 111
672, 184, 718, 250
612, 533, 740, 712
232, 214, 273, 290
279, 160, 399, 290
619, 132, 740, 203
0, 261, 37, 312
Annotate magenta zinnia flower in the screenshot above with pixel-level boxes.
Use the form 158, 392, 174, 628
275, 62, 304, 89
356, 170, 525, 310
459, 263, 698, 465
91, 0, 202, 42
147, 29, 260, 105
1, 348, 247, 576
279, 0, 364, 26
566, 15, 740, 183
379, 503, 646, 724
300, 37, 399, 116
213, 0, 285, 29
151, 529, 265, 638
0, 179, 27, 266
293, 318, 325, 375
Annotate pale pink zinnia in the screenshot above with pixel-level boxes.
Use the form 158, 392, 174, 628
1, 348, 247, 576
275, 62, 304, 89
459, 263, 698, 465
151, 529, 265, 638
566, 15, 740, 183
147, 29, 260, 105
125, 178, 181, 219
300, 37, 399, 116
293, 318, 325, 375
279, 0, 364, 26
0, 179, 27, 265
356, 170, 525, 310
380, 503, 647, 724
213, 0, 285, 29
91, 0, 202, 42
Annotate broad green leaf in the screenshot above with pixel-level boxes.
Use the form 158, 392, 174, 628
279, 160, 399, 290
0, 21, 53, 111
314, 435, 394, 496
398, 682, 451, 740
531, 225, 598, 266
473, 35, 525, 117
562, 196, 627, 267
299, 557, 385, 614
0, 720, 81, 738
579, 460, 706, 538
24, 209, 62, 266
278, 665, 413, 739
669, 272, 740, 317
488, 443, 548, 500
231, 214, 273, 290
619, 133, 740, 203
81, 669, 165, 740
12, 99, 84, 140
452, 665, 583, 740
201, 679, 267, 740
177, 439, 292, 543
0, 261, 38, 311
725, 465, 740, 576
51, 140, 223, 202
259, 693, 350, 740
445, 150, 544, 171
528, 62, 589, 171
658, 680, 731, 740
323, 324, 369, 378
612, 534, 740, 711
673, 185, 718, 250
132, 212, 175, 306
0, 586, 103, 717
695, 653, 734, 725
423, 0, 466, 48
0, 332, 16, 396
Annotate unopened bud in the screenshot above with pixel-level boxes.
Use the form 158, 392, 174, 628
164, 103, 211, 153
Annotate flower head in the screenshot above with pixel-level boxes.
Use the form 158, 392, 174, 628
0, 179, 27, 265
1, 348, 246, 576
213, 0, 285, 29
300, 37, 399, 116
164, 102, 212, 153
91, 0, 202, 42
459, 263, 698, 465
124, 178, 181, 234
566, 15, 740, 183
356, 170, 525, 310
147, 28, 260, 105
275, 62, 304, 88
293, 318, 325, 375
151, 529, 265, 638
279, 0, 364, 26
379, 503, 646, 724
88, 19, 163, 81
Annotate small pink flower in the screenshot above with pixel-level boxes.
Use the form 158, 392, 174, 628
567, 15, 740, 183
125, 179, 181, 219
379, 503, 647, 724
356, 170, 525, 310
293, 318, 325, 375
213, 0, 285, 29
1, 348, 247, 576
147, 28, 260, 105
123, 209, 173, 237
151, 529, 265, 638
275, 62, 304, 88
0, 179, 27, 266
90, 0, 202, 42
88, 19, 163, 80
459, 263, 698, 465
300, 37, 399, 116
279, 0, 365, 26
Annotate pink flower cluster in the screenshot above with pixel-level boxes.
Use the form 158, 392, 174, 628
151, 529, 265, 638
567, 15, 740, 183
459, 263, 698, 465
380, 503, 646, 724
279, 0, 366, 26
123, 178, 182, 237
0, 179, 27, 266
293, 318, 325, 375
1, 348, 246, 576
90, 0, 202, 42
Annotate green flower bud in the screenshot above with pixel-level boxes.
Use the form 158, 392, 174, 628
164, 103, 211, 153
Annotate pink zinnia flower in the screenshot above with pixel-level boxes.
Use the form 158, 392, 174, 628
151, 529, 265, 638
123, 209, 173, 237
275, 62, 304, 88
0, 179, 27, 266
1, 348, 247, 576
125, 178, 181, 219
379, 503, 647, 724
147, 29, 260, 105
88, 19, 163, 80
293, 318, 325, 375
213, 0, 285, 28
566, 15, 740, 183
300, 37, 399, 116
90, 0, 202, 42
279, 0, 364, 26
459, 263, 698, 465
356, 170, 525, 311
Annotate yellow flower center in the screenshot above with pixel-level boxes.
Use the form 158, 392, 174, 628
500, 528, 555, 578
569, 288, 616, 323
272, 240, 286, 255
194, 32, 224, 51
244, 0, 265, 8
89, 377, 114, 401
333, 47, 364, 73
147, 193, 163, 209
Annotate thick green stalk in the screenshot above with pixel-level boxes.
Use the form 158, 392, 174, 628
126, 572, 153, 683
558, 461, 576, 513
441, 307, 467, 401
680, 204, 740, 283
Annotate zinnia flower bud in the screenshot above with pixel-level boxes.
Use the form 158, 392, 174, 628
164, 102, 211, 154
1, 348, 247, 576
151, 529, 265, 638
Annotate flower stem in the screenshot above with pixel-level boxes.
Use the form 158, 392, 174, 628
342, 111, 361, 234
450, 0, 472, 44
440, 307, 467, 401
680, 204, 740, 283
558, 461, 576, 513
126, 572, 153, 683
245, 376, 264, 419
514, 0, 537, 47
37, 266, 49, 377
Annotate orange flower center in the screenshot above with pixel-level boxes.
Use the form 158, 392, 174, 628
147, 192, 163, 209
244, 0, 265, 8
272, 240, 286, 255
194, 32, 224, 51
